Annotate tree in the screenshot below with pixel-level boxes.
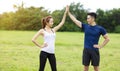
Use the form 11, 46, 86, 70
51, 2, 87, 31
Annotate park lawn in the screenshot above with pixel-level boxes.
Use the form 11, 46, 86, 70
0, 30, 120, 71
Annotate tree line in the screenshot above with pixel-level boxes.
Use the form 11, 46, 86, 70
0, 2, 120, 33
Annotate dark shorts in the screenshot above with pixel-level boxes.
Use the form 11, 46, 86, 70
82, 48, 100, 66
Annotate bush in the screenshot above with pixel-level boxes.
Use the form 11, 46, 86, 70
114, 25, 120, 33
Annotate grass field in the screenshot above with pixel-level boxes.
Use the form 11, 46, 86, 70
0, 30, 120, 71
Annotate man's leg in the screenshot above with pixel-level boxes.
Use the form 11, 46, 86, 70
82, 48, 90, 71
84, 66, 89, 71
93, 66, 99, 71
91, 50, 100, 71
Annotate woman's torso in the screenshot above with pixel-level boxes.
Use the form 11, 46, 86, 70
41, 29, 56, 54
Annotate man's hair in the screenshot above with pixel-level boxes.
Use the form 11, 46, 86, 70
87, 12, 97, 19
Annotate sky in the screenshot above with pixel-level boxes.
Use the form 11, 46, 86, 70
0, 0, 120, 14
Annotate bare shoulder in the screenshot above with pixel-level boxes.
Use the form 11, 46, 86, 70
39, 29, 44, 32
38, 29, 44, 35
52, 28, 56, 32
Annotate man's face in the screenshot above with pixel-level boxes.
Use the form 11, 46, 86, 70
87, 15, 94, 24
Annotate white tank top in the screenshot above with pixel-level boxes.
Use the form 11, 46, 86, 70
41, 29, 56, 54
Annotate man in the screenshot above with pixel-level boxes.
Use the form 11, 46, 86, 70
66, 6, 110, 71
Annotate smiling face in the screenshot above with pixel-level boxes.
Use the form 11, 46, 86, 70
46, 18, 54, 27
87, 15, 95, 25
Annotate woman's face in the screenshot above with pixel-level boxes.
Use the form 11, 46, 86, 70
47, 18, 54, 27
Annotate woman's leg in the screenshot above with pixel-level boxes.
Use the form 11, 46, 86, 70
39, 51, 48, 71
48, 54, 57, 71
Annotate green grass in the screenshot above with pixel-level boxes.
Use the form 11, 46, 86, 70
0, 30, 120, 71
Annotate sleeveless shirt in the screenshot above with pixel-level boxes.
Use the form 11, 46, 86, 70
41, 29, 56, 54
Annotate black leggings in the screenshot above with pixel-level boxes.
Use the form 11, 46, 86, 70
39, 51, 57, 71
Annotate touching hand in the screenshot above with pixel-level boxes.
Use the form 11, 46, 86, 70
65, 5, 68, 14
66, 5, 69, 13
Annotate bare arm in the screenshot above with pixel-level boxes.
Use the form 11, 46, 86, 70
32, 29, 47, 48
53, 7, 67, 32
94, 34, 110, 48
67, 6, 82, 28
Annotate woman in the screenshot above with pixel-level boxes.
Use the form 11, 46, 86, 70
32, 7, 67, 71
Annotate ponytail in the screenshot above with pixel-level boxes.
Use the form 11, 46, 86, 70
41, 16, 52, 29
41, 18, 46, 28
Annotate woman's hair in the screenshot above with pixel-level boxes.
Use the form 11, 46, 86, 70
41, 16, 52, 28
